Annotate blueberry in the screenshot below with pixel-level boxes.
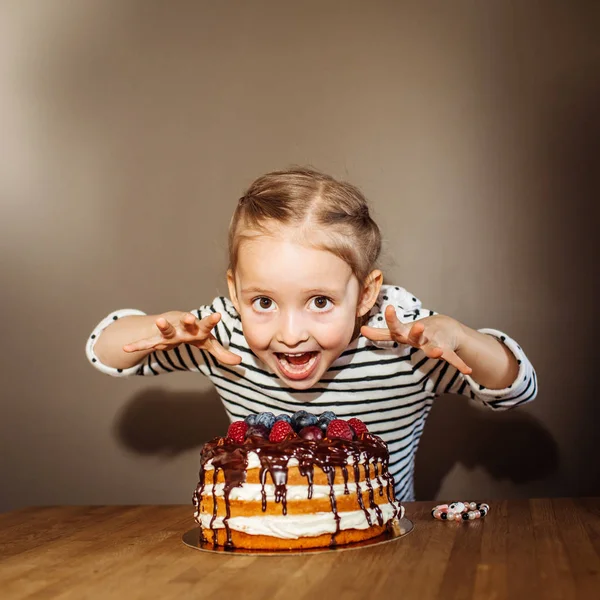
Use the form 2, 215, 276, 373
291, 410, 318, 432
255, 412, 276, 431
291, 410, 309, 429
246, 424, 269, 439
317, 411, 337, 432
244, 414, 258, 427
274, 414, 292, 424
318, 411, 337, 422
300, 413, 318, 428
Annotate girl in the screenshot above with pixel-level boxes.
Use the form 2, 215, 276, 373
87, 167, 537, 501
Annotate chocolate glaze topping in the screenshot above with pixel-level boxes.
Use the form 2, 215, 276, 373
193, 432, 399, 549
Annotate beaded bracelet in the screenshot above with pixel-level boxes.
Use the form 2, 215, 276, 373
432, 502, 490, 521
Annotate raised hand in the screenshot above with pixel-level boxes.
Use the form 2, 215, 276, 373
123, 311, 242, 366
360, 305, 472, 375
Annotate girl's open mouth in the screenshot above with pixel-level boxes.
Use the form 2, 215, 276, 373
274, 351, 320, 381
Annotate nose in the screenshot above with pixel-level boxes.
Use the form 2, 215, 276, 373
276, 310, 309, 348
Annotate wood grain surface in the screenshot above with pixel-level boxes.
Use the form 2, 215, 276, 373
1, 499, 599, 599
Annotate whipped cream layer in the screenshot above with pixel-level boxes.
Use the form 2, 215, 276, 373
197, 503, 403, 539
201, 479, 387, 501
203, 450, 367, 471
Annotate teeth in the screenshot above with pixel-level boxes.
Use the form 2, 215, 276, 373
276, 351, 318, 379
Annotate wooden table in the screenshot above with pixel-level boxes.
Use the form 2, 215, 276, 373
1, 499, 599, 599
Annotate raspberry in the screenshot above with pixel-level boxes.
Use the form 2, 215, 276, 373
227, 421, 248, 443
326, 419, 354, 441
269, 420, 294, 442
348, 418, 369, 436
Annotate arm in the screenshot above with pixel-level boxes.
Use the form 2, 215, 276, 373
434, 325, 537, 410
455, 323, 519, 390
93, 312, 183, 370
86, 298, 241, 377
361, 287, 537, 409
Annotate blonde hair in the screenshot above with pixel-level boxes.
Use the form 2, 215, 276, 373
228, 167, 381, 284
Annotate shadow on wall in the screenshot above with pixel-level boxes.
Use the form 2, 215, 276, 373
113, 388, 230, 455
415, 395, 559, 500
114, 387, 559, 501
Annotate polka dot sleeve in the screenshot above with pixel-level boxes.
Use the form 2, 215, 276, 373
366, 285, 431, 349
85, 309, 148, 377
433, 328, 538, 410
369, 286, 538, 410
86, 297, 240, 378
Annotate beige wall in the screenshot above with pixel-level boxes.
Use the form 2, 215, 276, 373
2, 0, 598, 512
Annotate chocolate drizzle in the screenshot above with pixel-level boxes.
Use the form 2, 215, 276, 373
298, 455, 315, 500
325, 466, 340, 546
194, 432, 399, 548
342, 465, 349, 495
373, 461, 384, 497
364, 463, 384, 526
200, 446, 248, 549
192, 469, 207, 543
353, 459, 372, 526
258, 453, 289, 515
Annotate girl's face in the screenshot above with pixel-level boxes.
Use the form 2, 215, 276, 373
227, 229, 380, 390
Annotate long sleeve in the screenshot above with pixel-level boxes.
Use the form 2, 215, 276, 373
85, 296, 239, 378
432, 327, 538, 410
369, 285, 538, 410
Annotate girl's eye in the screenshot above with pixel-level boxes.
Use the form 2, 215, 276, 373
310, 296, 333, 311
252, 297, 276, 312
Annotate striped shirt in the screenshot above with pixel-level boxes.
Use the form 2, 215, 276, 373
86, 285, 538, 501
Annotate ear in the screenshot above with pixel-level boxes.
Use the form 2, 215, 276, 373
227, 269, 241, 313
356, 269, 383, 317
